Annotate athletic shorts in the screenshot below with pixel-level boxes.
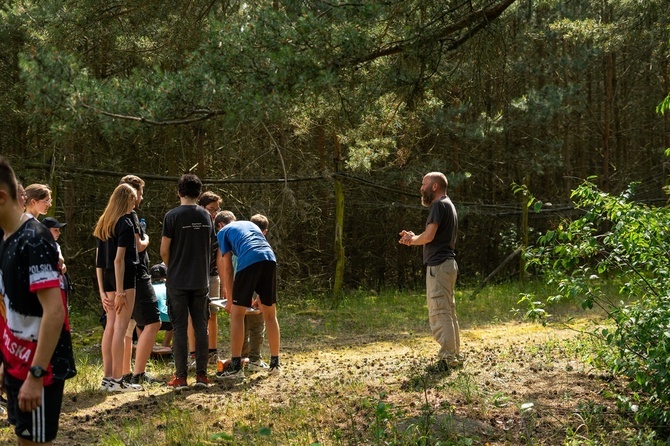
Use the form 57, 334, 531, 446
132, 276, 161, 326
232, 260, 277, 308
5, 373, 65, 443
208, 275, 220, 314
102, 264, 137, 292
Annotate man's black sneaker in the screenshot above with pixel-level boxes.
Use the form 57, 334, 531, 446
121, 373, 133, 383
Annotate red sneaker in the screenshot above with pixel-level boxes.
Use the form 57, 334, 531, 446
168, 376, 188, 390
194, 373, 210, 388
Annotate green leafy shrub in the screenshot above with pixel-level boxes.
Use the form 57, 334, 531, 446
526, 179, 670, 433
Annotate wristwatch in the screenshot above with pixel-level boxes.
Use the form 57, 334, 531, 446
29, 366, 46, 379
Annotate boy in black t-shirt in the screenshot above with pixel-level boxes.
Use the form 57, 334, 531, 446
0, 157, 76, 444
160, 174, 213, 389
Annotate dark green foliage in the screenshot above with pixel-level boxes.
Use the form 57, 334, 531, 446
527, 179, 670, 432
1, 0, 670, 301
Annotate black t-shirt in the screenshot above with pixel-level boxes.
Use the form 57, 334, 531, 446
96, 214, 138, 269
0, 218, 76, 384
423, 195, 458, 266
129, 210, 150, 279
162, 205, 212, 289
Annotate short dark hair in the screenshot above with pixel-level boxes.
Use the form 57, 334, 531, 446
177, 174, 202, 199
250, 214, 269, 232
215, 210, 236, 227
198, 191, 221, 207
0, 157, 18, 201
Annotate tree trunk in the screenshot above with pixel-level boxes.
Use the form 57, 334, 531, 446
332, 135, 345, 305
601, 0, 613, 192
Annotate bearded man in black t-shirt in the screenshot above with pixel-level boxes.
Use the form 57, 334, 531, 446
0, 157, 76, 444
399, 172, 461, 372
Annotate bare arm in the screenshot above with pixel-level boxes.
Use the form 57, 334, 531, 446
136, 232, 150, 253
96, 265, 112, 313
58, 251, 67, 274
218, 251, 234, 313
114, 246, 126, 291
114, 246, 128, 313
19, 286, 65, 412
160, 236, 171, 266
215, 248, 226, 297
399, 223, 439, 246
95, 248, 113, 312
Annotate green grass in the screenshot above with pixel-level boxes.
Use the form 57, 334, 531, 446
0, 281, 660, 445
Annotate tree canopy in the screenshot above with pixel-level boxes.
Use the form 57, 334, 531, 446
1, 0, 669, 299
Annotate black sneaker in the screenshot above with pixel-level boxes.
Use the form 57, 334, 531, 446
121, 373, 133, 383
131, 372, 161, 385
107, 379, 142, 393
215, 366, 245, 380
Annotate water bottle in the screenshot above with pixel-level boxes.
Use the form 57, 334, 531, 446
139, 218, 147, 233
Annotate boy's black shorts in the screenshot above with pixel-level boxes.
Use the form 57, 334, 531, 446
232, 260, 277, 307
5, 373, 65, 443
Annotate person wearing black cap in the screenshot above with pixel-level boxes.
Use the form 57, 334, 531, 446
42, 217, 67, 274
150, 263, 173, 349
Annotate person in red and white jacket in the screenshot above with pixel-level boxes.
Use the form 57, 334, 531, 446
0, 157, 76, 445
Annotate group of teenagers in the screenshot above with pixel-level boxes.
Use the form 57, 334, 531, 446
0, 156, 281, 445
0, 156, 460, 446
96, 173, 282, 393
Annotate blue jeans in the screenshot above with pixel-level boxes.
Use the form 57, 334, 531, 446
166, 287, 209, 377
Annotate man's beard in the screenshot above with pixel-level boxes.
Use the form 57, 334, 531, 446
421, 189, 433, 207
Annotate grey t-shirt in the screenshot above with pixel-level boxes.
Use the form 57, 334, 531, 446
162, 204, 213, 289
423, 196, 458, 266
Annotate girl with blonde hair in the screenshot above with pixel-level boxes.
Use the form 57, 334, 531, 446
94, 183, 141, 392
24, 183, 52, 218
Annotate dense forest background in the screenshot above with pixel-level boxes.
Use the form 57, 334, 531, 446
1, 0, 669, 309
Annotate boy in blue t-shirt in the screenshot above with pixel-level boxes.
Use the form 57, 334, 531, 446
241, 214, 271, 371
215, 215, 281, 379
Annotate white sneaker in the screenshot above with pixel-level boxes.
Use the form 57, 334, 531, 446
107, 378, 142, 393
100, 378, 111, 391
247, 360, 270, 372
